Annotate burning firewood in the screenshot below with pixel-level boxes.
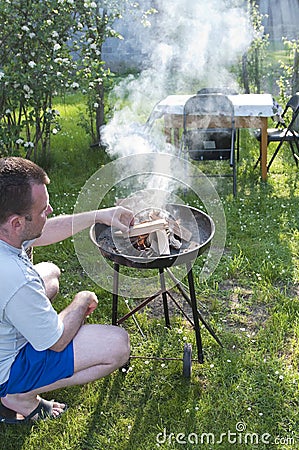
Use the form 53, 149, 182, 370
151, 229, 170, 255
168, 233, 182, 250
114, 218, 168, 237
167, 219, 192, 242
148, 211, 192, 242
113, 211, 193, 257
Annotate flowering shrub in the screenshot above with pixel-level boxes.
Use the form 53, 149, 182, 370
277, 38, 299, 101
0, 0, 149, 160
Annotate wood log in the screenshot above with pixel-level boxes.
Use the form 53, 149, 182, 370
148, 211, 192, 242
156, 229, 170, 255
167, 219, 192, 242
114, 219, 168, 237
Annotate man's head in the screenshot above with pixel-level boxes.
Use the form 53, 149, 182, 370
0, 157, 50, 224
0, 157, 52, 243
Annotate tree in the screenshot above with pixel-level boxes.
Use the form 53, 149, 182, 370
74, 0, 155, 145
0, 0, 77, 160
0, 0, 151, 160
238, 0, 269, 93
277, 38, 299, 99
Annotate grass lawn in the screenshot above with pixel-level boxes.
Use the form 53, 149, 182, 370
1, 96, 299, 450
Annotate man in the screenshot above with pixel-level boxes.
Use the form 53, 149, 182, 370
0, 156, 133, 423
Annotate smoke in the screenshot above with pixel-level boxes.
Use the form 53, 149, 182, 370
75, 1, 248, 297
101, 0, 252, 161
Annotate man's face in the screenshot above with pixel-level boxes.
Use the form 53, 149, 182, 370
22, 183, 53, 241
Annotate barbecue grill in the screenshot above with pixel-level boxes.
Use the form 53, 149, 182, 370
90, 203, 222, 377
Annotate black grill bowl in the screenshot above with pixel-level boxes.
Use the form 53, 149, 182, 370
89, 204, 215, 270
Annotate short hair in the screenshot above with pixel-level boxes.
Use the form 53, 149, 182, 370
0, 157, 50, 224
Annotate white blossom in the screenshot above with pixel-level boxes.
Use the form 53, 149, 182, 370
0, 72, 4, 80
52, 128, 58, 135
90, 1, 97, 7
28, 61, 36, 68
29, 33, 36, 39
21, 25, 30, 32
16, 138, 24, 145
23, 84, 33, 98
24, 141, 34, 148
53, 43, 61, 51
5, 109, 11, 114
52, 31, 59, 38
71, 82, 79, 89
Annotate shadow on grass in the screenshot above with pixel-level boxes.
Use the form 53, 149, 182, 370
0, 418, 40, 450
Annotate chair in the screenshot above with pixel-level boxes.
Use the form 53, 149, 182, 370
254, 93, 299, 171
179, 93, 237, 196
197, 87, 240, 158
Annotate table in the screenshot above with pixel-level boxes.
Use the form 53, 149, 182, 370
153, 94, 274, 181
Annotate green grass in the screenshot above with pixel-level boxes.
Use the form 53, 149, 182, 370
1, 97, 299, 450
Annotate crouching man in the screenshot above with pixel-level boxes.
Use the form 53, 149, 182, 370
0, 157, 133, 423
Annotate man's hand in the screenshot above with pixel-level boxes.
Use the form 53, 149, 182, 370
96, 206, 134, 233
81, 291, 98, 317
51, 290, 99, 352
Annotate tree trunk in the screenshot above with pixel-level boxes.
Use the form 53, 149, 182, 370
254, 48, 260, 93
292, 49, 299, 95
242, 53, 250, 94
96, 81, 105, 144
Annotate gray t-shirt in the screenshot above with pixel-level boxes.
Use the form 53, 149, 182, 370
0, 240, 64, 384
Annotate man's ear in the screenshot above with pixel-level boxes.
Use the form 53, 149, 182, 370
9, 215, 25, 232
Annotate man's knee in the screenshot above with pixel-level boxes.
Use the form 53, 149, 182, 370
34, 262, 61, 300
73, 324, 130, 375
115, 327, 130, 366
97, 325, 130, 368
35, 262, 61, 279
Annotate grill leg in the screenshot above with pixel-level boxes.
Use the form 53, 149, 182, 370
186, 263, 204, 363
112, 263, 119, 325
159, 268, 171, 328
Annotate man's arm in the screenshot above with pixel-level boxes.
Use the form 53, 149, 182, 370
50, 290, 98, 352
33, 206, 134, 247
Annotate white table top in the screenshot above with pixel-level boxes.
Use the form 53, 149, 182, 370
155, 93, 274, 117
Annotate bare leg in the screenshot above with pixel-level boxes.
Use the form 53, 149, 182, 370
1, 323, 130, 418
34, 262, 61, 301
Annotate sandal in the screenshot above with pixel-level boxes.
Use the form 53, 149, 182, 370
0, 398, 67, 424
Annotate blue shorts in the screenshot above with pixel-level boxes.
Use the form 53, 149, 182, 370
0, 341, 74, 397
